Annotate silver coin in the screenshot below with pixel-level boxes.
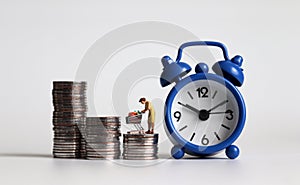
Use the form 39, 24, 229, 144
54, 132, 82, 136
53, 147, 81, 150
122, 153, 158, 158
52, 99, 86, 102
86, 133, 120, 137
86, 139, 120, 143
53, 130, 81, 134
86, 145, 119, 148
53, 83, 86, 87
54, 138, 82, 141
52, 121, 84, 128
86, 142, 120, 146
86, 139, 120, 144
123, 133, 159, 137
53, 152, 81, 156
123, 142, 158, 145
122, 156, 158, 160
53, 155, 79, 158
53, 116, 86, 119
86, 123, 121, 127
54, 137, 82, 140
53, 148, 82, 151
123, 137, 158, 141
123, 146, 158, 150
53, 111, 86, 115
86, 156, 120, 160
53, 96, 86, 98
52, 101, 87, 104
52, 90, 86, 93
53, 150, 84, 154
53, 142, 81, 146
86, 143, 120, 148
52, 90, 86, 94
123, 137, 158, 140
53, 123, 83, 127
85, 127, 120, 131
123, 145, 158, 149
53, 117, 86, 121
86, 149, 120, 152
123, 140, 158, 144
53, 107, 87, 111
53, 81, 87, 84
53, 132, 81, 136
52, 86, 87, 90
86, 147, 120, 151
85, 124, 120, 128
86, 130, 121, 134
86, 153, 120, 156
86, 134, 121, 138
87, 153, 121, 157
123, 151, 158, 155
53, 142, 81, 145
86, 132, 121, 136
86, 149, 120, 153
53, 118, 85, 123
53, 86, 87, 90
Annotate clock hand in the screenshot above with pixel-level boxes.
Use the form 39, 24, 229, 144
208, 100, 229, 112
178, 102, 210, 121
178, 102, 199, 114
178, 101, 230, 121
210, 110, 233, 114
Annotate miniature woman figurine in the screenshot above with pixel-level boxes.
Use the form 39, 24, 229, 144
139, 97, 155, 134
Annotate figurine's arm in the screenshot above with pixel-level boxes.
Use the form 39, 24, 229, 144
141, 102, 149, 113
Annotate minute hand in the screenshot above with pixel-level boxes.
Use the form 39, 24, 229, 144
178, 102, 199, 114
208, 100, 229, 112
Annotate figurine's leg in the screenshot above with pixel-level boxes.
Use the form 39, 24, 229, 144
225, 145, 239, 159
171, 145, 184, 159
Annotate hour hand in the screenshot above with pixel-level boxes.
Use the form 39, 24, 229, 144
178, 102, 199, 113
208, 100, 229, 112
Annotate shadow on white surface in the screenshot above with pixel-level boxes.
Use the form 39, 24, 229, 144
0, 153, 52, 158
0, 153, 228, 160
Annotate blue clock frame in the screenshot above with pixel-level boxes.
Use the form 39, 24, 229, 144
164, 73, 246, 158
160, 41, 246, 159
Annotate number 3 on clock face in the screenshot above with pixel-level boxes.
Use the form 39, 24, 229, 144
171, 79, 240, 147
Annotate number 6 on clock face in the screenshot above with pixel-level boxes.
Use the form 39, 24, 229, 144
171, 79, 239, 147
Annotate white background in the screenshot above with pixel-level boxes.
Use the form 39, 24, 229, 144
0, 0, 300, 185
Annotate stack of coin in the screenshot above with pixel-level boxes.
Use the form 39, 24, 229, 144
52, 81, 87, 159
123, 134, 159, 160
85, 117, 121, 160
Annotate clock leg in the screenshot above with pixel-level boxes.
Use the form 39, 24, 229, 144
225, 145, 240, 159
171, 145, 185, 159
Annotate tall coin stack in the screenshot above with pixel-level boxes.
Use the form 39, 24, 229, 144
52, 81, 87, 159
123, 134, 159, 160
85, 117, 121, 159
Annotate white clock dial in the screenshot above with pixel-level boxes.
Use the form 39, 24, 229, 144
171, 79, 239, 146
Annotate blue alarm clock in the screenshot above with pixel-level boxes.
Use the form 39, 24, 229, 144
160, 41, 246, 159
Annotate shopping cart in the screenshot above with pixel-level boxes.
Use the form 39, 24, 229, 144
125, 114, 144, 134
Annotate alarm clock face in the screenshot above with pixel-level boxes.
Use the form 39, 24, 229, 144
170, 78, 239, 147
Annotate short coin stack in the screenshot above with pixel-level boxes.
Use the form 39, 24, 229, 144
85, 117, 121, 159
123, 134, 159, 160
52, 81, 87, 159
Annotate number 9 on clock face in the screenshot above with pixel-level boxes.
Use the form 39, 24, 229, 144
171, 79, 239, 147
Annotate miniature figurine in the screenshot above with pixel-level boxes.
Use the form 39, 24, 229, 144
139, 97, 156, 134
